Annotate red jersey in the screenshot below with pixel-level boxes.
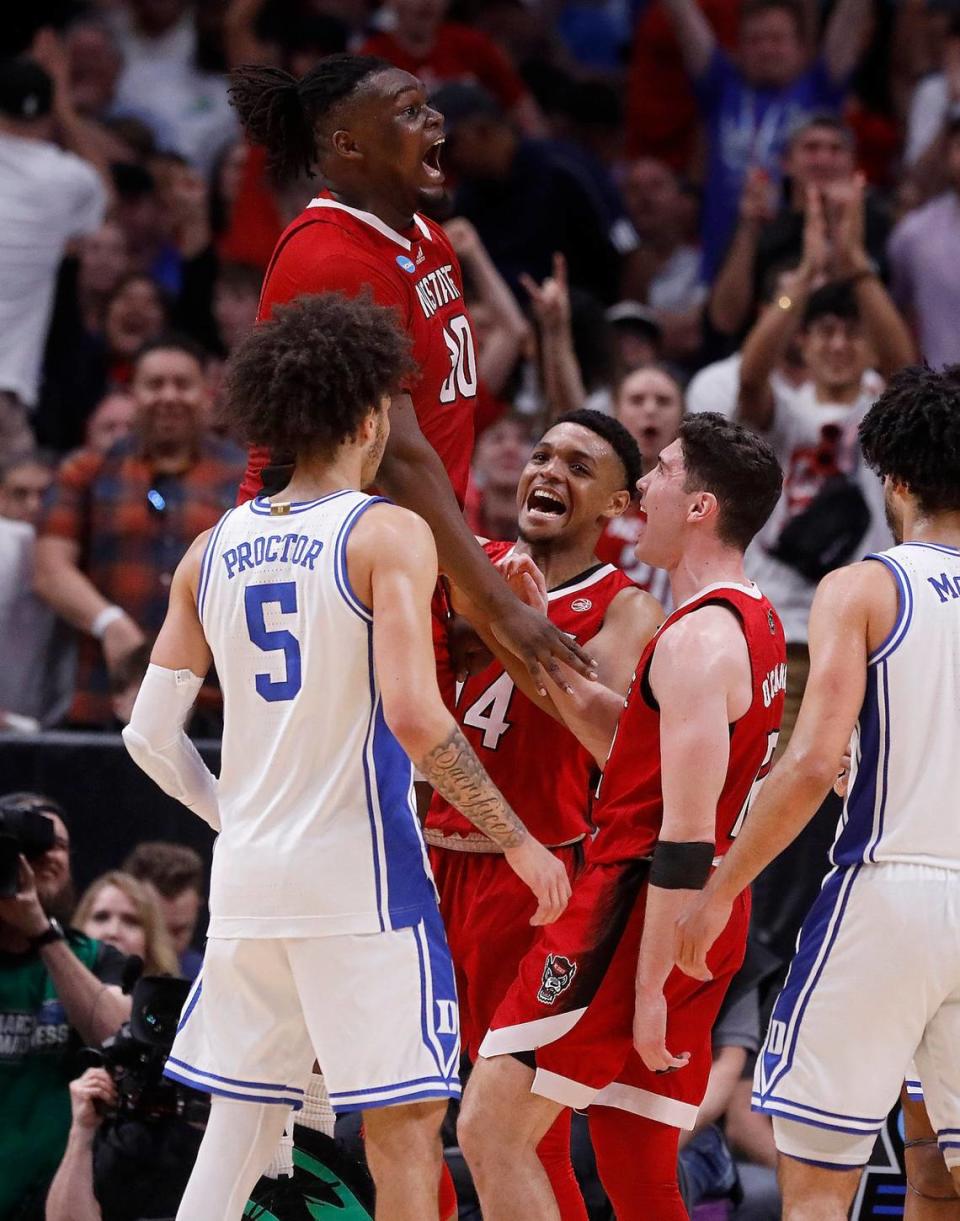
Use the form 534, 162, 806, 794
595, 504, 672, 611
239, 192, 477, 505
426, 540, 634, 849
590, 582, 786, 866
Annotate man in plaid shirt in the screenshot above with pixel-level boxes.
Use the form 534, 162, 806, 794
35, 336, 244, 729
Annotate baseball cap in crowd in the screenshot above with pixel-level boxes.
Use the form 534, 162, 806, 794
604, 301, 663, 345
430, 82, 503, 134
0, 57, 53, 121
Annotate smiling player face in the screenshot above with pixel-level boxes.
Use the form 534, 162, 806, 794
516, 422, 630, 547
332, 69, 446, 215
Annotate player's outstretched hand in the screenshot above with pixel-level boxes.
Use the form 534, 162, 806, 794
674, 893, 730, 982
504, 836, 571, 925
495, 552, 548, 614
633, 985, 690, 1073
490, 598, 597, 697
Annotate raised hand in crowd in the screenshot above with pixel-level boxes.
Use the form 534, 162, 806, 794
520, 253, 587, 423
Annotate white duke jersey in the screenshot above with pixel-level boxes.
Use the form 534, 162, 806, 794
197, 489, 437, 938
832, 541, 960, 869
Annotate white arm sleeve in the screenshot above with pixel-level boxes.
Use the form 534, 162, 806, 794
122, 664, 221, 831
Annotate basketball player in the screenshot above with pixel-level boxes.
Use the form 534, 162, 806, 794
452, 413, 786, 1219
121, 293, 570, 1221
676, 366, 960, 1218
428, 408, 663, 1218
228, 55, 592, 691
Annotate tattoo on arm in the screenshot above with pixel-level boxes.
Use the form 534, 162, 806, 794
416, 725, 527, 849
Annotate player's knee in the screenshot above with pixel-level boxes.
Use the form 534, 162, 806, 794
905, 1141, 959, 1200
365, 1100, 444, 1173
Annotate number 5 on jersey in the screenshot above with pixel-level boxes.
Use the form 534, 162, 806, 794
244, 582, 302, 702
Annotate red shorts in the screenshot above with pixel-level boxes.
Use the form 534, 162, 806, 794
429, 843, 583, 1060
480, 859, 750, 1130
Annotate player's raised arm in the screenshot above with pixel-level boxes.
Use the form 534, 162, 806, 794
349, 504, 571, 926
675, 562, 888, 980
121, 532, 221, 831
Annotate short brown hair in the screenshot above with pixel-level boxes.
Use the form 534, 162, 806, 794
123, 841, 204, 899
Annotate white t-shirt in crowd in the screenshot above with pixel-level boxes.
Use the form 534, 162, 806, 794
685, 352, 802, 420
0, 134, 106, 406
744, 378, 892, 644
0, 518, 72, 724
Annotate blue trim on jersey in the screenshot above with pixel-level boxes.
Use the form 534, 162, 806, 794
329, 1074, 459, 1101
196, 508, 233, 626
165, 1057, 305, 1095
360, 627, 387, 933
163, 1065, 304, 1108
752, 1093, 885, 1127
176, 977, 202, 1033
832, 669, 884, 866
753, 1099, 880, 1137
412, 914, 460, 1082
868, 663, 892, 862
328, 1082, 461, 1115
760, 866, 862, 1100
372, 701, 437, 927
867, 554, 914, 665
333, 495, 390, 622
248, 488, 355, 516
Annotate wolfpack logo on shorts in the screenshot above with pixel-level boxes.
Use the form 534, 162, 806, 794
538, 954, 577, 1005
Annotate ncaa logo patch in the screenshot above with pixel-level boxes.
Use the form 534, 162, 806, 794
396, 255, 416, 273
570, 598, 592, 613
537, 954, 577, 1005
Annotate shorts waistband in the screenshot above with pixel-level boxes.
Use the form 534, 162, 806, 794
424, 829, 586, 854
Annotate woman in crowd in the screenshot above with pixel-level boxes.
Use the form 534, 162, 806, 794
74, 870, 179, 977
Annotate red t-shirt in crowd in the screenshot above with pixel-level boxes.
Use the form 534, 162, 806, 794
239, 191, 478, 505
360, 23, 527, 110
426, 540, 634, 849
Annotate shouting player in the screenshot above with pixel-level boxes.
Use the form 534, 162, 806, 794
455, 413, 785, 1220
677, 368, 960, 1218
427, 408, 662, 1217
122, 293, 570, 1221
229, 55, 591, 690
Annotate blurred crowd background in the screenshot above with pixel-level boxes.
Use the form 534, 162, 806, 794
0, 0, 955, 1216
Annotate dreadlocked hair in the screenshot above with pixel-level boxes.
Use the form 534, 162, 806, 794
222, 291, 415, 460
859, 364, 960, 514
228, 54, 391, 181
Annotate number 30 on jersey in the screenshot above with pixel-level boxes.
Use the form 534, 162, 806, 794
439, 314, 478, 404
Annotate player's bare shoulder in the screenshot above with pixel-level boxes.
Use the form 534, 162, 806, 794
345, 501, 438, 604
811, 558, 899, 650
652, 604, 752, 698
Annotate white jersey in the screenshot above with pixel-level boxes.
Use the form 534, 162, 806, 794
198, 489, 437, 938
832, 541, 960, 869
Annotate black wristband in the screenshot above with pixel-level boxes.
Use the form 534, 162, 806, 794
28, 918, 65, 951
649, 841, 714, 890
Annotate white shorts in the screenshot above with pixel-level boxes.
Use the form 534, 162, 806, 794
164, 907, 461, 1114
754, 863, 960, 1169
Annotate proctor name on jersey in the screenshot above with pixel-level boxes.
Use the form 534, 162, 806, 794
222, 532, 324, 579
415, 264, 462, 319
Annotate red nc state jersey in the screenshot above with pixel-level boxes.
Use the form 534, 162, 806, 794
238, 192, 477, 505
589, 582, 786, 867
426, 541, 635, 849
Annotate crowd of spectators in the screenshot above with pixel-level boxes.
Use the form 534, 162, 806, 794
0, 0, 956, 1215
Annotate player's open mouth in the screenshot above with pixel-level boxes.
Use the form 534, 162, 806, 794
525, 487, 567, 520
422, 138, 445, 180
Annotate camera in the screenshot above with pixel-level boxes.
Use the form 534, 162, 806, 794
85, 973, 209, 1126
85, 971, 209, 1221
0, 796, 56, 897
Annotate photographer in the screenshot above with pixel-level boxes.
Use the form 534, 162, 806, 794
45, 1068, 116, 1221
0, 793, 130, 1220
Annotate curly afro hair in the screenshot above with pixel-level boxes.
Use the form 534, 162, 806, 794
222, 291, 415, 459
859, 364, 960, 514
